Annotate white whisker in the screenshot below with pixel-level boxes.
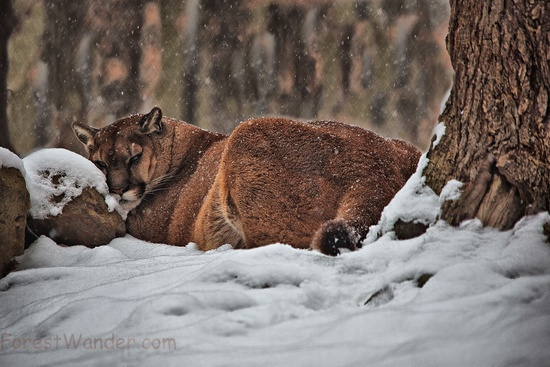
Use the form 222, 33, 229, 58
143, 169, 178, 197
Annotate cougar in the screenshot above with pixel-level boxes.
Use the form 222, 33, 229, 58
73, 107, 420, 255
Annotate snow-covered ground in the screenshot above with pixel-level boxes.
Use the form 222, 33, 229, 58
1, 147, 550, 367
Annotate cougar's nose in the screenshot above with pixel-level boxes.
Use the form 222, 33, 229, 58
111, 186, 128, 196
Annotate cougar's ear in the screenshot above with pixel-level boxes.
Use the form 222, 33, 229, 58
140, 107, 163, 134
72, 122, 98, 152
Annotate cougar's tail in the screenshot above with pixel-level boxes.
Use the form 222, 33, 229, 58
311, 219, 360, 256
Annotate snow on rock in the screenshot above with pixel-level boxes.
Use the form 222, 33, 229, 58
0, 212, 549, 367
22, 148, 124, 220
0, 147, 25, 173
365, 124, 462, 243
365, 153, 440, 242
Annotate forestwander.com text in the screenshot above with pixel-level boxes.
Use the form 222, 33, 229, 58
1, 333, 177, 351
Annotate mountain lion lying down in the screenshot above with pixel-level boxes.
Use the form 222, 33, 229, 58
73, 107, 420, 255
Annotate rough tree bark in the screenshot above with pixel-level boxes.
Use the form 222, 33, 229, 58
0, 0, 18, 153
424, 0, 549, 229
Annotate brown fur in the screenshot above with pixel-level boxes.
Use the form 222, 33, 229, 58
73, 107, 420, 255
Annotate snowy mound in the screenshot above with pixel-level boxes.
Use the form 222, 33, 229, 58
0, 147, 25, 173
1, 213, 549, 366
366, 153, 439, 240
366, 123, 463, 242
23, 148, 120, 219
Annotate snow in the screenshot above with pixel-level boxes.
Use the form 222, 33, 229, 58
365, 127, 461, 242
1, 214, 549, 366
439, 179, 463, 203
22, 148, 123, 220
431, 122, 446, 148
1, 147, 549, 367
365, 154, 440, 242
0, 147, 25, 174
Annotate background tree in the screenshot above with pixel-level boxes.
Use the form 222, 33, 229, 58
41, 0, 86, 151
423, 0, 549, 229
7, 0, 452, 155
0, 0, 18, 153
38, 0, 154, 152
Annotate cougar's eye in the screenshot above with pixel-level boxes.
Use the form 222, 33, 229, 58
129, 153, 142, 166
94, 160, 107, 170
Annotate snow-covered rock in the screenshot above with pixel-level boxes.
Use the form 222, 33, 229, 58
365, 153, 440, 242
23, 148, 121, 220
365, 122, 464, 242
0, 147, 26, 173
23, 149, 126, 247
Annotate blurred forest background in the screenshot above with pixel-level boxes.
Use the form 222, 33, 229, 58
4, 0, 452, 156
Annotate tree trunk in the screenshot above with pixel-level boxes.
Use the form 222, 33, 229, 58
424, 0, 549, 229
42, 0, 144, 152
0, 0, 18, 153
42, 0, 86, 152
181, 0, 200, 124
85, 0, 143, 120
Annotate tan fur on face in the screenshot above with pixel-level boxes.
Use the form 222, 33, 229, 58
73, 108, 420, 255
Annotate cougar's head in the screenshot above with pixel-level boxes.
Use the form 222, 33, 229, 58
72, 107, 166, 212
